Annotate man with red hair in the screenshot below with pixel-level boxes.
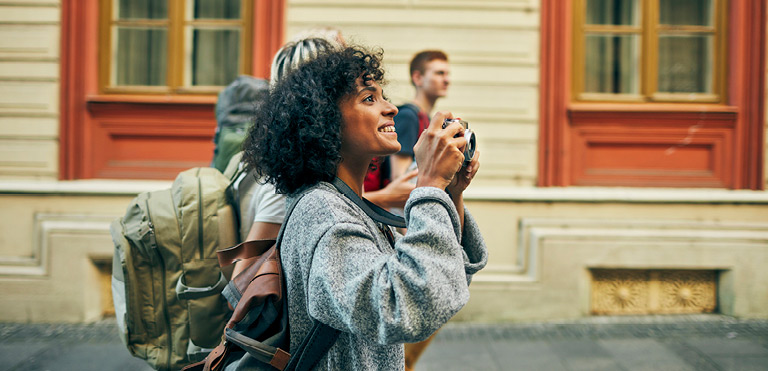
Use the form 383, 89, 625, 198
390, 50, 452, 181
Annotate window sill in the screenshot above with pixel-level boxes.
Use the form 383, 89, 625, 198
464, 186, 768, 204
568, 102, 739, 113
0, 179, 173, 196
86, 94, 218, 105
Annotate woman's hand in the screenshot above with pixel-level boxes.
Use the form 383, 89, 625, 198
446, 150, 480, 197
413, 111, 467, 190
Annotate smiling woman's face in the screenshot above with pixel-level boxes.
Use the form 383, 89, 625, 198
338, 77, 401, 162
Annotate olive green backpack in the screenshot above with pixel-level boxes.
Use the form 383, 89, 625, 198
110, 167, 239, 370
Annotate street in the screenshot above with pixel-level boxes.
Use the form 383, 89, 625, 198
1, 314, 766, 371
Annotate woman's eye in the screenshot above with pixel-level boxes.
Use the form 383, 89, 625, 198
363, 95, 374, 103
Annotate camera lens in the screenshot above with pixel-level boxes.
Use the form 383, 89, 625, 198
464, 130, 476, 165
443, 119, 477, 167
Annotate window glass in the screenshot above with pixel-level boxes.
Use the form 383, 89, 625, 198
106, 0, 248, 92
659, 0, 712, 26
115, 27, 167, 86
193, 0, 240, 19
190, 29, 240, 86
586, 0, 638, 26
585, 34, 640, 94
117, 0, 167, 19
658, 35, 712, 93
577, 0, 721, 101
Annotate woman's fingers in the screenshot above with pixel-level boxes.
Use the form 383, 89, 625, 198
414, 111, 477, 189
428, 111, 453, 131
465, 150, 480, 179
398, 169, 418, 182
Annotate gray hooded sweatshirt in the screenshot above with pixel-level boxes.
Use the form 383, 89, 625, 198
280, 182, 488, 370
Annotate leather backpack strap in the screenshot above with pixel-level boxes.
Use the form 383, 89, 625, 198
216, 239, 276, 267
180, 342, 227, 371
330, 177, 406, 228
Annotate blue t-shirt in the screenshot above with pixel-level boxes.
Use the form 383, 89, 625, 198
394, 103, 425, 158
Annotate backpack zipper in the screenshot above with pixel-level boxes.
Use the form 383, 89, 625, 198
145, 196, 173, 370
147, 221, 157, 250
197, 177, 204, 260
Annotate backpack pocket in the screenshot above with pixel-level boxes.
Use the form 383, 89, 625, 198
122, 201, 158, 263
176, 259, 231, 354
110, 218, 132, 347
110, 217, 155, 360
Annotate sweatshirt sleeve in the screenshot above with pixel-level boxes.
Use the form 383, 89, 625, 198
305, 187, 483, 345
457, 206, 488, 284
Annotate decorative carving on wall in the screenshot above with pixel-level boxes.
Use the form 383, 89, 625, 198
591, 269, 718, 315
592, 269, 649, 314
658, 270, 717, 313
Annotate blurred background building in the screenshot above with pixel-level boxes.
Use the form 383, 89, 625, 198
0, 0, 766, 323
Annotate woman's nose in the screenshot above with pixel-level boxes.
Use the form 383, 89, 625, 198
384, 101, 398, 116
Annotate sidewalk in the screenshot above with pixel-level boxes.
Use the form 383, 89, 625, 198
1, 314, 766, 371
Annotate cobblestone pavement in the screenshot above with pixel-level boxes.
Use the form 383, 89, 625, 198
1, 314, 766, 371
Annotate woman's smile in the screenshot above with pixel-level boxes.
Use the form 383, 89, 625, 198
378, 124, 396, 133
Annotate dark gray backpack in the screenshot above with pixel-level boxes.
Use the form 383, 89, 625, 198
211, 76, 269, 172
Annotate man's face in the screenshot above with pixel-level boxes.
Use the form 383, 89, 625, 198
414, 59, 451, 98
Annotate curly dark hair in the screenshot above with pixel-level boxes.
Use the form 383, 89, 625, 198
243, 45, 386, 195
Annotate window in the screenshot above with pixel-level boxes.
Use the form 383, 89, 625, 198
60, 0, 284, 180
100, 0, 252, 94
573, 0, 726, 103
539, 0, 765, 189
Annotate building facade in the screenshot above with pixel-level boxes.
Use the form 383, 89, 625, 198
0, 0, 766, 323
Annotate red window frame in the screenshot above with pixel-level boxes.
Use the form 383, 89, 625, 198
59, 0, 285, 180
539, 0, 765, 189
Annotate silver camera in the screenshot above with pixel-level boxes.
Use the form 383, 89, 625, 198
442, 119, 476, 167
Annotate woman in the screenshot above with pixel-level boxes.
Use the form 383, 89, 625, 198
243, 45, 487, 370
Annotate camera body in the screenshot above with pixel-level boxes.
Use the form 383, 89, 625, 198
442, 119, 476, 167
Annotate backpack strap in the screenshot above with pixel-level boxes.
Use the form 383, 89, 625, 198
278, 179, 407, 369
214, 187, 341, 371
216, 239, 275, 267
284, 321, 340, 371
281, 179, 409, 369
270, 188, 342, 371
330, 177, 406, 228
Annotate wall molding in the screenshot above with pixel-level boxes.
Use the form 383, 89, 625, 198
0, 213, 113, 276
475, 218, 768, 284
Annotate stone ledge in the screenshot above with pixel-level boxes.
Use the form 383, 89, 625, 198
464, 186, 768, 204
0, 179, 172, 196
1, 180, 767, 204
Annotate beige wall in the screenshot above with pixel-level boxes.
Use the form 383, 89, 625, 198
460, 189, 768, 321
286, 0, 541, 187
1, 182, 767, 323
0, 180, 170, 322
0, 0, 767, 324
0, 1, 60, 180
